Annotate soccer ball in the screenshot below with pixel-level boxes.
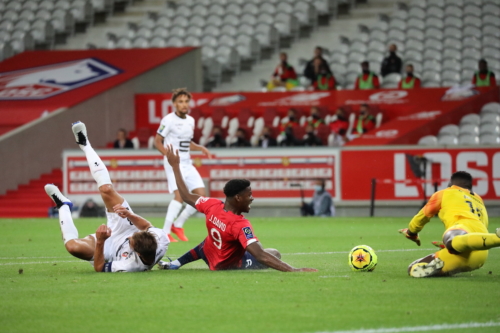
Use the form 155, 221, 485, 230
348, 245, 377, 272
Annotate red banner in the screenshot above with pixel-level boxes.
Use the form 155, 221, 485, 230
341, 148, 500, 200
136, 87, 498, 146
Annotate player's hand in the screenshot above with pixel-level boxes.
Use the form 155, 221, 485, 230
398, 228, 421, 246
113, 204, 131, 218
96, 224, 111, 242
201, 146, 212, 159
165, 144, 180, 166
432, 241, 445, 249
294, 268, 318, 272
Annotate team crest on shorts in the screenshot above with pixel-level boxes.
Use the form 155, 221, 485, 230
0, 58, 121, 100
242, 227, 254, 239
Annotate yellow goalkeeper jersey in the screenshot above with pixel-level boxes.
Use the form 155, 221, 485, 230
408, 185, 489, 233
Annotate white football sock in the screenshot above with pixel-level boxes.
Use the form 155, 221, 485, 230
171, 259, 181, 267
82, 144, 112, 187
58, 205, 78, 244
163, 200, 183, 234
174, 205, 198, 228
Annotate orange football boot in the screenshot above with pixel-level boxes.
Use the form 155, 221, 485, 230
171, 226, 189, 241
168, 234, 178, 242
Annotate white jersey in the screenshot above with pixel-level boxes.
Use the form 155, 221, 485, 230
103, 227, 169, 273
94, 201, 170, 273
157, 112, 195, 164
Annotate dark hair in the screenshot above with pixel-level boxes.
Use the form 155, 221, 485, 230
172, 88, 192, 102
360, 103, 369, 109
479, 59, 487, 65
118, 128, 127, 134
131, 231, 158, 258
317, 179, 326, 189
361, 61, 369, 66
223, 179, 251, 197
406, 64, 414, 69
450, 171, 473, 190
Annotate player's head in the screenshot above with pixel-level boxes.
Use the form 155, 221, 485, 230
130, 231, 158, 260
224, 179, 253, 213
314, 179, 326, 192
449, 171, 473, 190
361, 61, 369, 72
478, 59, 488, 72
172, 88, 192, 116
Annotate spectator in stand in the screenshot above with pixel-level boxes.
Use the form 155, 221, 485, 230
206, 126, 227, 148
280, 126, 302, 147
353, 104, 376, 135
79, 199, 105, 218
267, 52, 299, 91
258, 126, 278, 148
113, 128, 134, 149
280, 109, 299, 135
380, 44, 402, 77
304, 46, 333, 83
300, 179, 334, 217
398, 64, 421, 89
311, 57, 336, 91
230, 128, 251, 147
354, 61, 380, 90
329, 108, 349, 135
307, 107, 325, 128
472, 59, 496, 87
303, 124, 323, 146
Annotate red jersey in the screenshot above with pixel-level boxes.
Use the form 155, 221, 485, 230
195, 197, 259, 270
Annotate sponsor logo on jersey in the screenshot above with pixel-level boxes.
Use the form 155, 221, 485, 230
242, 227, 254, 239
0, 58, 121, 100
122, 252, 129, 258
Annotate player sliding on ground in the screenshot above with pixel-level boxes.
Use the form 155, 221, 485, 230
400, 171, 500, 278
154, 88, 211, 243
158, 145, 317, 272
158, 146, 317, 272
44, 121, 169, 272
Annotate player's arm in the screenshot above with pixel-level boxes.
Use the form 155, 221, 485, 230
246, 242, 317, 272
112, 205, 153, 231
399, 191, 442, 246
94, 224, 111, 272
154, 134, 168, 156
165, 144, 200, 207
190, 141, 212, 158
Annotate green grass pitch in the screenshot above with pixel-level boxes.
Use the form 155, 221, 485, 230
1, 216, 499, 333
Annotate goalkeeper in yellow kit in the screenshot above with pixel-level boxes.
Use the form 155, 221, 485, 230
399, 171, 500, 277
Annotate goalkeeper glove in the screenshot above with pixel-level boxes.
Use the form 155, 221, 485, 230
431, 241, 445, 249
398, 228, 421, 246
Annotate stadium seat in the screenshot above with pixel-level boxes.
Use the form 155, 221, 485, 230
460, 113, 481, 126
479, 123, 500, 135
439, 124, 459, 136
479, 133, 500, 145
458, 134, 479, 145
480, 113, 500, 125
459, 124, 479, 136
481, 102, 500, 115
438, 134, 458, 145
418, 135, 438, 146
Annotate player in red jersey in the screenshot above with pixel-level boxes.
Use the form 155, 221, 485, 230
158, 145, 317, 272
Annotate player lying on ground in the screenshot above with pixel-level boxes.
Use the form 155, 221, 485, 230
158, 145, 317, 272
154, 88, 212, 243
400, 171, 500, 277
45, 121, 169, 272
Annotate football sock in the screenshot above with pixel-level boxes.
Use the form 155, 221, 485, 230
451, 233, 500, 252
174, 205, 198, 228
163, 200, 182, 234
82, 144, 112, 187
58, 204, 78, 244
177, 242, 204, 266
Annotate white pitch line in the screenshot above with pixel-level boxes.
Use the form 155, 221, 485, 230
319, 275, 350, 278
0, 260, 82, 266
314, 321, 500, 333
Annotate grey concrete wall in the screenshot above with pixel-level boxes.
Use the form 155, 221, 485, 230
0, 49, 202, 195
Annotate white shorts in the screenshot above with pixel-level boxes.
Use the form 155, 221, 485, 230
90, 200, 139, 261
164, 162, 205, 193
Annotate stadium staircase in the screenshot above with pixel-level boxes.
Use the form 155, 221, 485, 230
0, 168, 62, 218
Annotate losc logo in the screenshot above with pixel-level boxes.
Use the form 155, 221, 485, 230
369, 90, 408, 101
0, 58, 121, 100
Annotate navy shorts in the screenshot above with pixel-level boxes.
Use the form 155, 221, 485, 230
238, 252, 269, 270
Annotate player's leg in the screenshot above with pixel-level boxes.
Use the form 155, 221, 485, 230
163, 165, 183, 242
447, 228, 500, 253
407, 252, 445, 278
238, 248, 281, 270
158, 240, 208, 270
45, 184, 95, 260
72, 121, 124, 212
171, 165, 205, 241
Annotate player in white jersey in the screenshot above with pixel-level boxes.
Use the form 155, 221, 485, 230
154, 88, 211, 243
44, 121, 169, 272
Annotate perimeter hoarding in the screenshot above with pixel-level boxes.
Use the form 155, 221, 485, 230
63, 148, 339, 206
